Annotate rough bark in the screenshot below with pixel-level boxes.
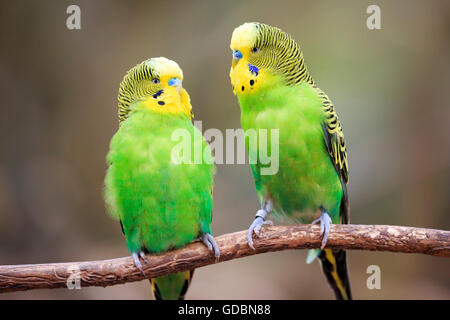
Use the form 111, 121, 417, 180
0, 224, 448, 293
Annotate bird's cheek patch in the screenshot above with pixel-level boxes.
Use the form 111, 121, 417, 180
247, 64, 259, 91
152, 89, 164, 99
230, 62, 261, 95
248, 64, 259, 76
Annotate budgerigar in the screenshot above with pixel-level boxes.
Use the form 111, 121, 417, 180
229, 23, 351, 299
104, 58, 219, 300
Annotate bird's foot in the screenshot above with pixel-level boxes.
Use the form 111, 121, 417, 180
248, 209, 273, 250
132, 251, 146, 274
202, 233, 220, 259
312, 211, 332, 249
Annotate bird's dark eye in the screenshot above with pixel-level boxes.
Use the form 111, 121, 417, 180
252, 47, 259, 53
152, 78, 160, 84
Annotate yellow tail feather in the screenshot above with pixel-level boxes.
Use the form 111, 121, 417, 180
319, 249, 352, 300
150, 270, 194, 300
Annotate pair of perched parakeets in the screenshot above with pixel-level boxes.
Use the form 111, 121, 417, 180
104, 22, 352, 300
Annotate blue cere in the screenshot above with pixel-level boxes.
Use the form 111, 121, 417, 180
168, 78, 181, 87
233, 50, 243, 60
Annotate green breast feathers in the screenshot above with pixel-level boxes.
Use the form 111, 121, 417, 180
104, 110, 215, 254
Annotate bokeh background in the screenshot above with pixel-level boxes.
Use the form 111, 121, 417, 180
0, 0, 449, 299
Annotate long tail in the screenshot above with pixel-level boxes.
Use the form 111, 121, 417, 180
318, 249, 352, 300
150, 270, 194, 300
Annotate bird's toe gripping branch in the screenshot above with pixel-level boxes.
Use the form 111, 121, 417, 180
312, 210, 332, 249
132, 251, 147, 274
248, 215, 273, 250
202, 233, 220, 259
248, 201, 273, 250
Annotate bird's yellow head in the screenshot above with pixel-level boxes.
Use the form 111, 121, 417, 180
118, 57, 192, 125
230, 22, 313, 96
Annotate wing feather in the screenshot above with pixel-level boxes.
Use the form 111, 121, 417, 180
314, 86, 349, 223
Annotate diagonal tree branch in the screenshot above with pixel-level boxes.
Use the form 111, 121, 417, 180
0, 224, 449, 293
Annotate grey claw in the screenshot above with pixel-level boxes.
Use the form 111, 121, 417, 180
322, 222, 331, 249
312, 212, 332, 249
248, 201, 273, 250
202, 233, 220, 258
139, 251, 146, 260
204, 238, 213, 251
132, 252, 144, 273
248, 231, 255, 250
248, 217, 268, 250
254, 220, 273, 236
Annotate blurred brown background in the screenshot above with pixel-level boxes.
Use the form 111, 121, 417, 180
0, 0, 449, 299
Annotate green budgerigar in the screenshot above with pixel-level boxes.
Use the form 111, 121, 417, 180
104, 57, 219, 300
230, 23, 352, 299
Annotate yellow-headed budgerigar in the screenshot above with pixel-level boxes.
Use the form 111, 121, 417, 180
104, 57, 219, 300
229, 22, 352, 299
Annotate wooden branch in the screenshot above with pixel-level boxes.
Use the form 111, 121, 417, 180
0, 224, 449, 293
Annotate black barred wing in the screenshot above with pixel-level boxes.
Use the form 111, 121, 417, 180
315, 86, 350, 223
